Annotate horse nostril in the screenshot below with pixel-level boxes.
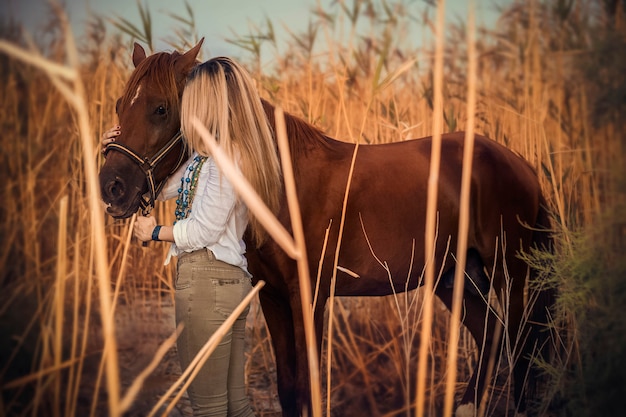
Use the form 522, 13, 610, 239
105, 179, 126, 200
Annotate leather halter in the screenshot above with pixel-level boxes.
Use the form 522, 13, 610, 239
104, 131, 187, 215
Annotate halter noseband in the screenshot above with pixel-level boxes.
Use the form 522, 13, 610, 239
104, 131, 187, 215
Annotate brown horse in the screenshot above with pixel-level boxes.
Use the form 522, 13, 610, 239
99, 41, 554, 416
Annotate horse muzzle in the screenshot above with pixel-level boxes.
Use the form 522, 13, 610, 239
99, 171, 144, 219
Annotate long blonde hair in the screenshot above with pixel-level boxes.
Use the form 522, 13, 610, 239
180, 57, 282, 247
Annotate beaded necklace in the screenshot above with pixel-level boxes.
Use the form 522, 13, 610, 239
174, 154, 207, 224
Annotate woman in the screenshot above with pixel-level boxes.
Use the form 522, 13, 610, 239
103, 57, 281, 417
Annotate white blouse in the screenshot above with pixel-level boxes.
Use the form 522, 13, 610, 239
159, 153, 249, 274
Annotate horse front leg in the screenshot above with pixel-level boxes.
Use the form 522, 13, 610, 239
258, 289, 299, 417
289, 288, 325, 417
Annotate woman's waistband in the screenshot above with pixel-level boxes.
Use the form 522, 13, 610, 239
177, 248, 216, 265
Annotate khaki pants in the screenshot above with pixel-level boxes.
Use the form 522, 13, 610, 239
176, 249, 254, 417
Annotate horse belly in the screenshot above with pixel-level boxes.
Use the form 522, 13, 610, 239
330, 188, 450, 297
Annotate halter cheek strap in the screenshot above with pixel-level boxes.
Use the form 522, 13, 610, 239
104, 131, 187, 215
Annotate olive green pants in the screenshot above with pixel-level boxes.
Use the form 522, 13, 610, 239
175, 249, 254, 417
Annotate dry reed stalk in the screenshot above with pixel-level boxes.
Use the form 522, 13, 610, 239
53, 195, 68, 416
318, 12, 358, 145
325, 140, 360, 415
443, 2, 478, 416
540, 131, 570, 245
416, 0, 446, 416
312, 220, 332, 313
0, 40, 75, 81
149, 281, 265, 417
2, 357, 84, 391
65, 232, 84, 417
110, 214, 138, 311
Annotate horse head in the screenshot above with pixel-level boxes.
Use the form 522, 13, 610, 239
99, 39, 203, 218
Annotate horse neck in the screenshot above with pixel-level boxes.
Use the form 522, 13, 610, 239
260, 99, 331, 161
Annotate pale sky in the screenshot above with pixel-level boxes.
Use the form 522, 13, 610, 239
1, 0, 509, 59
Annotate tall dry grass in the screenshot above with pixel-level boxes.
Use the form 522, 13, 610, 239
1, 0, 624, 416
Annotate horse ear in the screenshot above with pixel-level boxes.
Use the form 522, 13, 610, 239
132, 42, 147, 68
174, 38, 205, 75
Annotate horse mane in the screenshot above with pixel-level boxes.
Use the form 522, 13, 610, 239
120, 51, 183, 112
260, 99, 330, 158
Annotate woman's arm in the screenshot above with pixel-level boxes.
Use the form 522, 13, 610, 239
133, 216, 174, 242
134, 158, 238, 249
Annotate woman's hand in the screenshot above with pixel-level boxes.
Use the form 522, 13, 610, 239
134, 215, 157, 242
101, 126, 120, 155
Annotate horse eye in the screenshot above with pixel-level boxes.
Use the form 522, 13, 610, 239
155, 105, 167, 116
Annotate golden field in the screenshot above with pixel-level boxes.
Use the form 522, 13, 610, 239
0, 1, 624, 416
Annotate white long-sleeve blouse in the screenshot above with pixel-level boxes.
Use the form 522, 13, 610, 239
159, 153, 249, 274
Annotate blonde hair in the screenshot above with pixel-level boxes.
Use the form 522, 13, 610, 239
180, 57, 282, 247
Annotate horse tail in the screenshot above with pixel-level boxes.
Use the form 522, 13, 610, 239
526, 197, 558, 401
